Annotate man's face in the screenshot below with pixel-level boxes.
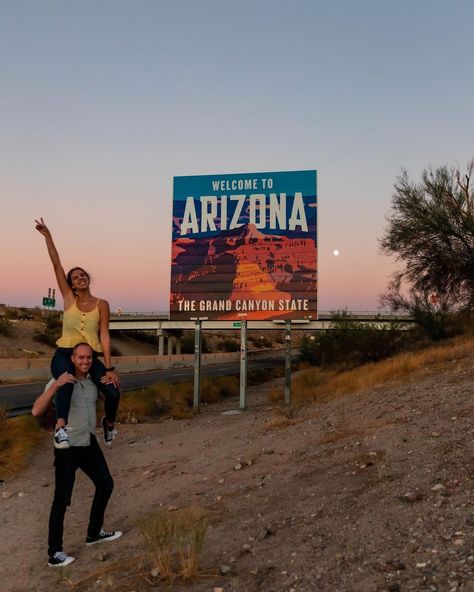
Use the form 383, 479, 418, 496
71, 344, 93, 375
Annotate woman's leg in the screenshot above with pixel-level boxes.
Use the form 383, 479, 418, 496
50, 348, 74, 423
88, 355, 120, 424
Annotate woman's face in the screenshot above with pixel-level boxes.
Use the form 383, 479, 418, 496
70, 268, 90, 290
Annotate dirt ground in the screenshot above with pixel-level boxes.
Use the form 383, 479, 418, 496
1, 354, 474, 592
0, 320, 56, 358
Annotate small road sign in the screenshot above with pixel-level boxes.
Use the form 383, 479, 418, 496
42, 297, 56, 307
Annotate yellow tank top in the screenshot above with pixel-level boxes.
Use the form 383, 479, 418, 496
56, 300, 102, 352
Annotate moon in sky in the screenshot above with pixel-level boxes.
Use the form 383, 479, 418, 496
333, 249, 340, 256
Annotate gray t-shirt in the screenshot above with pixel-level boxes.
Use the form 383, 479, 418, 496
47, 376, 98, 446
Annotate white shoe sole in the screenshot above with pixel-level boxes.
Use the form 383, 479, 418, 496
86, 530, 123, 545
48, 556, 75, 567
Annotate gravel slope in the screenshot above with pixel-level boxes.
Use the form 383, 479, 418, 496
1, 354, 474, 592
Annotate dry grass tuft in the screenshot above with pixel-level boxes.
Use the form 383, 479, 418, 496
116, 389, 157, 422
140, 505, 208, 580
0, 414, 42, 479
264, 406, 302, 430
291, 336, 474, 406
117, 375, 242, 422
265, 415, 296, 430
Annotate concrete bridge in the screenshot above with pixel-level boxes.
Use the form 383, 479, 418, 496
108, 311, 412, 356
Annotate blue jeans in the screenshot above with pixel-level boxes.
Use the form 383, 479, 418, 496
48, 434, 114, 556
51, 347, 120, 424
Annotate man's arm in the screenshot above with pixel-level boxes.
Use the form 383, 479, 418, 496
32, 372, 75, 417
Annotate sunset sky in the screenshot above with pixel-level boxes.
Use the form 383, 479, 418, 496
1, 0, 473, 313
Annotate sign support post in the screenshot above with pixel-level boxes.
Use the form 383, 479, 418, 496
171, 170, 317, 412
239, 320, 247, 410
284, 320, 292, 406
193, 320, 202, 412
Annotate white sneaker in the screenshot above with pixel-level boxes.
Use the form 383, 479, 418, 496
86, 529, 123, 545
48, 551, 75, 567
54, 427, 70, 449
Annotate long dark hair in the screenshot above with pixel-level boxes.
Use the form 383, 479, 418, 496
66, 267, 91, 292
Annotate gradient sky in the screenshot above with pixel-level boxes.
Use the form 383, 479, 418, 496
1, 0, 473, 312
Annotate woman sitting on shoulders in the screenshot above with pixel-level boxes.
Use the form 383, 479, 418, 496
35, 217, 120, 449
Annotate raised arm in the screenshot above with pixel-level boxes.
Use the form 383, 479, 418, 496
35, 218, 74, 305
98, 299, 120, 387
31, 372, 75, 417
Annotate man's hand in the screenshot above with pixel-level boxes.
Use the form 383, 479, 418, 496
32, 372, 75, 418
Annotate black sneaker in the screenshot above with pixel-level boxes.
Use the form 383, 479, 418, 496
86, 529, 123, 545
54, 427, 70, 449
101, 417, 117, 447
48, 551, 75, 567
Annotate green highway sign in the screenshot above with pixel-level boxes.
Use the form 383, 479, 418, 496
42, 297, 56, 307
233, 322, 242, 328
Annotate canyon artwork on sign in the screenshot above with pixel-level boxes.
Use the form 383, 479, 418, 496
170, 170, 317, 320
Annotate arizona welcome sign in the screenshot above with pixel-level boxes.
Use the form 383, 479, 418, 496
170, 170, 317, 321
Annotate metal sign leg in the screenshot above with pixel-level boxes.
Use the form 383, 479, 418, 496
239, 320, 247, 410
284, 320, 291, 406
193, 320, 202, 412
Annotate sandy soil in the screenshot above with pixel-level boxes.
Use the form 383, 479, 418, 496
1, 355, 474, 592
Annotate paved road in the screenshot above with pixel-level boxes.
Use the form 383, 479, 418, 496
0, 356, 285, 414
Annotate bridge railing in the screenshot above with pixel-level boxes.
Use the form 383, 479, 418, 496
109, 310, 412, 321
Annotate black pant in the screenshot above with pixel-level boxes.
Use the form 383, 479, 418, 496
48, 435, 114, 557
51, 347, 120, 423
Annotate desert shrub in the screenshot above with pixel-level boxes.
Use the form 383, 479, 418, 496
5, 307, 33, 320
0, 415, 42, 479
274, 332, 285, 344
140, 506, 208, 580
34, 312, 62, 347
118, 366, 279, 422
299, 336, 318, 365
200, 377, 221, 403
292, 335, 474, 407
151, 382, 194, 418
248, 333, 273, 348
409, 306, 474, 341
0, 318, 14, 336
180, 333, 210, 354
248, 365, 284, 385
217, 338, 239, 352
249, 334, 272, 348
116, 389, 158, 422
300, 311, 408, 367
200, 375, 240, 402
213, 375, 239, 398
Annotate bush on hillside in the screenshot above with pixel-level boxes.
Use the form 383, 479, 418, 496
300, 311, 408, 367
180, 333, 210, 354
0, 318, 14, 337
217, 338, 240, 352
248, 334, 273, 348
34, 313, 62, 347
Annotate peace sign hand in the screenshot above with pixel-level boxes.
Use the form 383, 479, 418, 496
35, 217, 51, 237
